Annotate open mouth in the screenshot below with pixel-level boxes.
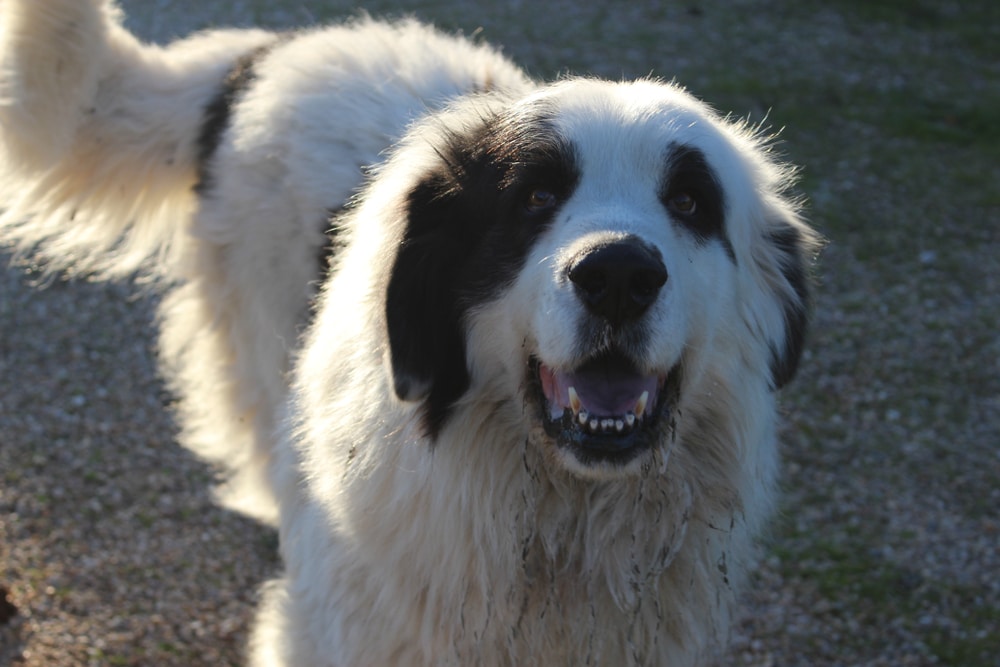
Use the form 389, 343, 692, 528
532, 350, 681, 466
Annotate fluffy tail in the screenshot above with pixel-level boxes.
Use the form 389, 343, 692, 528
0, 0, 271, 278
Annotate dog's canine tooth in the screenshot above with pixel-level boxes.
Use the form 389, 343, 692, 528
635, 391, 649, 416
568, 386, 581, 413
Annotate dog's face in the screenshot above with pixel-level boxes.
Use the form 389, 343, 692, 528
385, 79, 811, 478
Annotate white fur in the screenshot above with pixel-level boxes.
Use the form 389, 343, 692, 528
0, 2, 817, 665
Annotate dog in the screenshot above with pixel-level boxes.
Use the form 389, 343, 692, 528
0, 1, 818, 665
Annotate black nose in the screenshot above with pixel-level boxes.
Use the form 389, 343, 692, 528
568, 239, 668, 327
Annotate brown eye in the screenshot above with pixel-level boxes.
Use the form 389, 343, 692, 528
526, 188, 558, 213
668, 193, 697, 216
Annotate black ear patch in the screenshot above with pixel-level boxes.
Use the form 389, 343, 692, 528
767, 222, 813, 389
385, 170, 473, 435
384, 109, 579, 437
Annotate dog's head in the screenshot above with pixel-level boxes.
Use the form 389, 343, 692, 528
384, 79, 815, 478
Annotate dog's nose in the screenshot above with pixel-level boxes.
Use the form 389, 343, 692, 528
568, 239, 668, 327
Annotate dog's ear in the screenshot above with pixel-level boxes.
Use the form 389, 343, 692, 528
760, 215, 818, 389
385, 170, 472, 436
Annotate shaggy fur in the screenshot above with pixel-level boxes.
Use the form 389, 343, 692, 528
0, 2, 818, 665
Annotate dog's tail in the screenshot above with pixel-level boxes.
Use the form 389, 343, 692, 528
0, 0, 272, 278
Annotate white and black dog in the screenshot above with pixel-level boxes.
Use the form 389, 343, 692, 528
0, 1, 818, 665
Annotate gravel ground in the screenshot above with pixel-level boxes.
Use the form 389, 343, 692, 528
2, 1, 998, 666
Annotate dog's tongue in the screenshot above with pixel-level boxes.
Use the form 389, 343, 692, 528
539, 360, 659, 420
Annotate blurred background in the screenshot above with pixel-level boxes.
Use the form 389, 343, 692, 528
1, 1, 997, 665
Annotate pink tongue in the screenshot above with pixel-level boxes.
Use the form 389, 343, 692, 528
539, 363, 658, 418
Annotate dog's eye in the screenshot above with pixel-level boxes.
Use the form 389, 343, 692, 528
525, 188, 559, 213
667, 192, 697, 216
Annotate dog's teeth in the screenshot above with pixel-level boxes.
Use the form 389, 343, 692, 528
615, 419, 625, 432
568, 387, 581, 413
589, 418, 599, 431
578, 409, 590, 425
625, 413, 636, 427
635, 391, 649, 416
601, 418, 613, 431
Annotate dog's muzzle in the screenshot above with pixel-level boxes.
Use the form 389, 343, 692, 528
532, 237, 679, 468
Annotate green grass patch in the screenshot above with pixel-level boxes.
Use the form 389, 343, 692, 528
872, 89, 1000, 152
830, 0, 952, 27
925, 593, 1000, 665
88, 650, 126, 665
825, 0, 1000, 57
770, 521, 1000, 665
801, 540, 921, 602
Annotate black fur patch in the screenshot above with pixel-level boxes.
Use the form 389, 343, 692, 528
195, 41, 279, 195
386, 107, 579, 437
767, 223, 811, 388
660, 145, 734, 261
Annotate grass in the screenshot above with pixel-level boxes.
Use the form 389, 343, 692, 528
926, 600, 1000, 666
830, 0, 1000, 56
770, 517, 1000, 665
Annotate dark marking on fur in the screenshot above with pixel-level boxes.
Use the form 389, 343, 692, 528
386, 107, 579, 437
195, 41, 280, 195
767, 223, 810, 388
660, 145, 733, 261
304, 208, 349, 319
0, 586, 17, 625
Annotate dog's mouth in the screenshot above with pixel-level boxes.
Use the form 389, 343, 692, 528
531, 351, 681, 467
